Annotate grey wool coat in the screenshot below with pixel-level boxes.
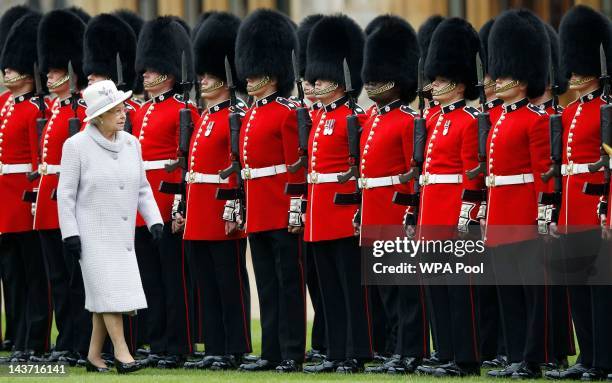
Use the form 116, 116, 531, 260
58, 125, 163, 313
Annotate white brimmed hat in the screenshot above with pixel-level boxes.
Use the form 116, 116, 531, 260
82, 80, 132, 122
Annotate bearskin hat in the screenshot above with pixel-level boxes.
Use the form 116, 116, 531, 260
417, 15, 444, 60
478, 18, 494, 73
559, 5, 612, 79
545, 24, 568, 94
83, 14, 137, 92
38, 10, 87, 89
425, 17, 479, 100
0, 5, 31, 52
170, 16, 191, 36
1, 12, 41, 76
192, 12, 214, 40
65, 6, 90, 23
235, 9, 297, 97
488, 9, 550, 99
362, 15, 419, 103
135, 16, 194, 84
113, 9, 144, 38
305, 14, 365, 97
193, 12, 244, 92
297, 14, 324, 78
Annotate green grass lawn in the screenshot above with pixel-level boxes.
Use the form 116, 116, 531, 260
0, 316, 577, 382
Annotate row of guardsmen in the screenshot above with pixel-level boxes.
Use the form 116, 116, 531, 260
0, 2, 612, 380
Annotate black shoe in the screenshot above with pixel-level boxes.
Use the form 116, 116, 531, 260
58, 352, 80, 367
210, 355, 240, 371
483, 355, 509, 368
115, 359, 142, 374
488, 362, 524, 378
10, 350, 32, 363
28, 353, 50, 363
76, 357, 88, 367
193, 351, 206, 358
157, 355, 185, 369
242, 354, 259, 363
336, 359, 364, 374
365, 355, 401, 373
512, 362, 542, 380
140, 353, 164, 368
582, 368, 609, 381
388, 357, 422, 374
39, 350, 69, 363
544, 359, 571, 371
276, 359, 301, 373
546, 363, 590, 380
135, 348, 150, 357
305, 349, 325, 363
101, 352, 114, 365
304, 359, 342, 374
434, 362, 481, 377
238, 359, 279, 372
85, 359, 111, 373
184, 355, 222, 370
1, 340, 13, 352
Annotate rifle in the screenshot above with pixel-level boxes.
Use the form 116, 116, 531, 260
115, 53, 132, 134
27, 62, 47, 182
466, 53, 492, 180
583, 44, 612, 196
67, 61, 81, 137
158, 52, 193, 215
539, 59, 563, 206
392, 57, 426, 210
333, 58, 362, 205
216, 56, 246, 209
285, 49, 311, 195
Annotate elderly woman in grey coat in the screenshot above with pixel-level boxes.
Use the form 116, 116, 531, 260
58, 80, 163, 374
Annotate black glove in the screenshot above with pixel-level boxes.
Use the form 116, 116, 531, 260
150, 224, 164, 244
64, 236, 81, 260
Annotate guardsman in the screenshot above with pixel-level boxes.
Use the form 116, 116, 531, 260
556, 6, 612, 381
484, 9, 553, 379
301, 15, 372, 374
529, 23, 575, 374
132, 16, 199, 369
0, 10, 51, 364
295, 13, 326, 364
82, 12, 142, 357
33, 9, 88, 364
0, 4, 34, 352
233, 9, 306, 373
417, 16, 444, 125
358, 15, 429, 374
410, 18, 483, 378
173, 12, 252, 371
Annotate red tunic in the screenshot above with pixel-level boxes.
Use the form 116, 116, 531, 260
359, 100, 415, 229
304, 96, 366, 242
132, 91, 199, 225
0, 93, 48, 233
417, 100, 484, 237
184, 100, 246, 241
484, 98, 552, 245
486, 98, 504, 124
34, 97, 87, 230
238, 93, 303, 234
556, 90, 605, 230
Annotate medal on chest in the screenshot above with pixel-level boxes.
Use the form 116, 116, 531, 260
204, 121, 214, 137
323, 119, 335, 136
443, 120, 451, 136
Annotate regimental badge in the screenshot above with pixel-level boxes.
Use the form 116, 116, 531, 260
443, 120, 451, 135
323, 119, 335, 135
204, 121, 215, 137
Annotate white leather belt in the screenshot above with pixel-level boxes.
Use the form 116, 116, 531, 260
0, 163, 32, 175
38, 163, 60, 175
486, 173, 534, 187
561, 163, 600, 175
419, 173, 462, 186
186, 171, 229, 184
307, 171, 354, 184
143, 159, 179, 171
241, 164, 287, 180
359, 175, 401, 189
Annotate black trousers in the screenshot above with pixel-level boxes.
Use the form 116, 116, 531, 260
371, 285, 398, 356
370, 286, 388, 355
591, 285, 612, 370
0, 240, 16, 345
426, 284, 453, 361
312, 236, 373, 361
304, 241, 326, 352
493, 241, 549, 364
248, 229, 306, 363
396, 285, 430, 358
135, 224, 191, 356
477, 285, 502, 360
0, 231, 51, 352
185, 238, 251, 355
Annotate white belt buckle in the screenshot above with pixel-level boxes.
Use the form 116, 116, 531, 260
359, 178, 368, 189
488, 174, 496, 187
39, 163, 47, 175
422, 173, 430, 186
567, 162, 574, 175
243, 168, 251, 180
310, 171, 318, 184
188, 170, 195, 184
